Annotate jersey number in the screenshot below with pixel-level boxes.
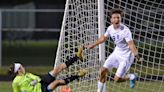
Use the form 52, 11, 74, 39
112, 35, 119, 41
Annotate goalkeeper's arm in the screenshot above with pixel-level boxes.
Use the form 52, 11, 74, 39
128, 40, 142, 62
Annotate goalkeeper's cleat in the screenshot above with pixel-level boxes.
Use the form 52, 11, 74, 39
130, 73, 138, 89
75, 46, 84, 61
78, 69, 87, 77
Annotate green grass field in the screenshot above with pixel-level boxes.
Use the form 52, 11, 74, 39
0, 81, 12, 92
107, 81, 164, 92
1, 81, 163, 92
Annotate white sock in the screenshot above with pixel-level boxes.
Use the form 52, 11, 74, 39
102, 83, 106, 92
97, 81, 106, 92
128, 74, 135, 80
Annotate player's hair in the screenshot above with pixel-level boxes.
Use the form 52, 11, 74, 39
8, 63, 17, 77
109, 8, 123, 18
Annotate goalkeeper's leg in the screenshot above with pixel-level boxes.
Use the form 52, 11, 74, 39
50, 47, 84, 77
47, 69, 87, 91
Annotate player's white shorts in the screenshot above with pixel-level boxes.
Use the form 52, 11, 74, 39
103, 48, 134, 78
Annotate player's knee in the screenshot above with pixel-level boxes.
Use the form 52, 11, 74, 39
59, 80, 65, 84
47, 85, 53, 92
60, 63, 67, 69
51, 63, 66, 74
56, 80, 66, 86
114, 78, 119, 82
114, 76, 121, 82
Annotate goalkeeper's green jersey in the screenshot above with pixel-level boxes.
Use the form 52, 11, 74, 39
12, 73, 42, 92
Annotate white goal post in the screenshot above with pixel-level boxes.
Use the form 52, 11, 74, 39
55, 0, 164, 92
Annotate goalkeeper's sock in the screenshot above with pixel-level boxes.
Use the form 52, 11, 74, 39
65, 56, 78, 68
97, 81, 106, 92
64, 75, 79, 84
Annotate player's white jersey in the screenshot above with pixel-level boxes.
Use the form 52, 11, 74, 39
104, 23, 133, 51
103, 23, 134, 77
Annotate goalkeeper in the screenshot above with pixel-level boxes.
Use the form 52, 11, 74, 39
8, 47, 86, 92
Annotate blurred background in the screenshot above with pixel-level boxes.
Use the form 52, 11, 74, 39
0, 0, 65, 91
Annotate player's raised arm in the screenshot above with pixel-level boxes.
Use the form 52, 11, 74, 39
86, 35, 108, 49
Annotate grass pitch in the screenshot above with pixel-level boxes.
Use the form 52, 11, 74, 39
1, 81, 163, 92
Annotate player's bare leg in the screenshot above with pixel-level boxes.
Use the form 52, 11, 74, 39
114, 75, 128, 82
97, 67, 108, 92
51, 63, 67, 77
49, 47, 84, 77
114, 74, 137, 88
99, 67, 108, 83
47, 69, 87, 91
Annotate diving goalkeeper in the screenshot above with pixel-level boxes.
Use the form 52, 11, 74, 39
8, 47, 86, 92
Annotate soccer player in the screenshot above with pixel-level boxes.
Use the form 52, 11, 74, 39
86, 8, 142, 92
8, 47, 86, 92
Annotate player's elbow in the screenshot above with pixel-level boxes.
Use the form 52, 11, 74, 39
127, 40, 134, 45
128, 41, 135, 49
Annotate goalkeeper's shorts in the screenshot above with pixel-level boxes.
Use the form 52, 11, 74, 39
40, 73, 56, 92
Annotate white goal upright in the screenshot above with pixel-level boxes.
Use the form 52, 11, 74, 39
55, 0, 164, 92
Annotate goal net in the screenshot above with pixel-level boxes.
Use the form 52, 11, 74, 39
55, 0, 164, 92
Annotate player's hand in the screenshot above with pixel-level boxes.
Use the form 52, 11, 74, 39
85, 44, 95, 49
135, 55, 143, 63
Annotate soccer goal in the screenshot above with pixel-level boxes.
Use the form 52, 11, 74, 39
55, 0, 164, 92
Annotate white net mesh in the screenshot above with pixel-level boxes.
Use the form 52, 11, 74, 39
55, 0, 100, 92
55, 0, 164, 92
